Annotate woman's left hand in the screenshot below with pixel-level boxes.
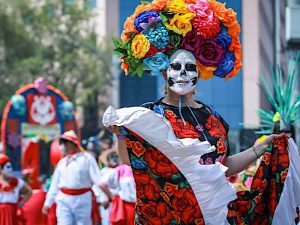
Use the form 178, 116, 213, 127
253, 133, 286, 156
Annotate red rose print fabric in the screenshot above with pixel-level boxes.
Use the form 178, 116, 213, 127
124, 100, 293, 225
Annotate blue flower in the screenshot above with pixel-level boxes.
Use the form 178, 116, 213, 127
143, 52, 169, 76
216, 33, 232, 50
153, 104, 164, 116
131, 159, 147, 170
134, 10, 160, 32
214, 52, 235, 78
144, 23, 170, 50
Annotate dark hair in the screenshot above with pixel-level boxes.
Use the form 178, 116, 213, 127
273, 121, 295, 139
59, 138, 76, 147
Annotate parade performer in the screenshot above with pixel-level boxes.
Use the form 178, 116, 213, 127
99, 147, 136, 225
103, 0, 300, 224
0, 153, 32, 225
42, 130, 101, 225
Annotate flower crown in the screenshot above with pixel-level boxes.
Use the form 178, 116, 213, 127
113, 0, 243, 80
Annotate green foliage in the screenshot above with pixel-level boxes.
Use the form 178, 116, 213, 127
257, 52, 300, 134
0, 0, 113, 135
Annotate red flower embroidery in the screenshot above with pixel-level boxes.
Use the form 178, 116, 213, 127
164, 110, 177, 122
144, 147, 179, 178
130, 141, 147, 158
133, 170, 161, 200
262, 153, 270, 166
141, 201, 173, 225
281, 168, 289, 184
251, 178, 267, 193
216, 139, 227, 154
171, 188, 202, 224
164, 182, 179, 196
205, 115, 227, 140
170, 119, 200, 139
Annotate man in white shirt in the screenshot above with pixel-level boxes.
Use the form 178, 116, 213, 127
42, 130, 101, 225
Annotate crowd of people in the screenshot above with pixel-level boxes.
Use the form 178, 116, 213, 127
0, 129, 136, 225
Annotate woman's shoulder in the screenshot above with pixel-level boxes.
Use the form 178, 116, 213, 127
195, 100, 230, 132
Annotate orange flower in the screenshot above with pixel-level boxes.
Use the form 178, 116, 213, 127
151, 0, 169, 11
196, 60, 216, 80
134, 4, 153, 15
121, 15, 137, 42
209, 1, 237, 28
121, 58, 129, 75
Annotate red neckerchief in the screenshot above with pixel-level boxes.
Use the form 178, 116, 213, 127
0, 177, 18, 192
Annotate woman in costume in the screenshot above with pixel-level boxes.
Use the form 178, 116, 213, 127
99, 148, 136, 225
0, 153, 32, 225
104, 0, 300, 224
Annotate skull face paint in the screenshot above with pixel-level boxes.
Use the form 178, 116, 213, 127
2, 162, 13, 177
108, 152, 120, 167
167, 50, 198, 96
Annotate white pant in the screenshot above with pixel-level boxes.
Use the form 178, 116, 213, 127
55, 191, 92, 225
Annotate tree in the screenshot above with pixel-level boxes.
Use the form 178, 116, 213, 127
0, 0, 113, 136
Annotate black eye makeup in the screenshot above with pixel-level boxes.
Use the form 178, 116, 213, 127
170, 63, 181, 70
185, 63, 197, 72
169, 63, 197, 72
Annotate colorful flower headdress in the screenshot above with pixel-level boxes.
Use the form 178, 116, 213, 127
113, 0, 242, 80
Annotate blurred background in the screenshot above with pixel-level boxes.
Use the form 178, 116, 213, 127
1, 0, 300, 157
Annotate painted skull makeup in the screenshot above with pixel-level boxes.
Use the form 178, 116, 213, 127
108, 152, 120, 167
2, 162, 13, 177
167, 50, 198, 96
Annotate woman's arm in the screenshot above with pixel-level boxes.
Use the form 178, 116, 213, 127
225, 134, 285, 176
19, 182, 32, 207
108, 126, 130, 165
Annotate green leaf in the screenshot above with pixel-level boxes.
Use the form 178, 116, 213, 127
159, 12, 168, 23
136, 62, 145, 78
112, 38, 122, 48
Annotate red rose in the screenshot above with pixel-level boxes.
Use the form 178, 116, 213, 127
205, 115, 227, 140
278, 149, 289, 169
144, 146, 179, 178
234, 200, 252, 215
170, 119, 200, 139
164, 182, 179, 196
273, 136, 288, 152
130, 141, 147, 158
141, 201, 173, 225
281, 168, 289, 184
171, 188, 202, 224
125, 138, 132, 149
133, 170, 161, 200
251, 178, 267, 193
217, 139, 227, 154
144, 44, 159, 58
261, 153, 270, 166
164, 110, 177, 122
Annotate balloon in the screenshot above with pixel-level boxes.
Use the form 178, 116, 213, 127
50, 140, 63, 167
59, 101, 74, 121
11, 94, 26, 116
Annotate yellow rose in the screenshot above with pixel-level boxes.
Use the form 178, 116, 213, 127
131, 34, 150, 59
167, 0, 189, 14
163, 13, 195, 36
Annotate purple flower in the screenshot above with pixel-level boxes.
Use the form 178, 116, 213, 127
214, 52, 235, 78
180, 30, 203, 52
194, 39, 225, 67
216, 33, 232, 50
134, 10, 160, 32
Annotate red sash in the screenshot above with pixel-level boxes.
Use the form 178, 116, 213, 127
60, 188, 91, 195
